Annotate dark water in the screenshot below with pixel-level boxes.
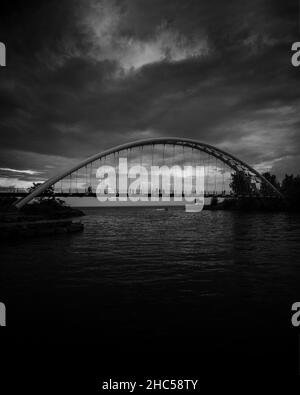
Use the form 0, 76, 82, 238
1, 207, 300, 360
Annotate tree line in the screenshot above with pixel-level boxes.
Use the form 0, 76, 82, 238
230, 172, 300, 210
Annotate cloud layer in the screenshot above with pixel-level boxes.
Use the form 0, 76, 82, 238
0, 0, 299, 187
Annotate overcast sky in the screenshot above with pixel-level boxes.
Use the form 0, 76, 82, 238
0, 0, 299, 188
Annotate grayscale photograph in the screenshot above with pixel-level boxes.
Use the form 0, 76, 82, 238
0, 0, 300, 391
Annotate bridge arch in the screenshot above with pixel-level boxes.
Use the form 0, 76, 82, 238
14, 137, 283, 208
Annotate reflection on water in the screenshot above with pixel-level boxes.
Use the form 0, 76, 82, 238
1, 207, 300, 345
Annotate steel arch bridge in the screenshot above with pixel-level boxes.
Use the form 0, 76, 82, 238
14, 137, 283, 208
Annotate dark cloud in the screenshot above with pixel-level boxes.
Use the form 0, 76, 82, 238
0, 0, 299, 186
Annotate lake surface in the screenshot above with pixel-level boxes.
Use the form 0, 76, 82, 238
1, 207, 300, 360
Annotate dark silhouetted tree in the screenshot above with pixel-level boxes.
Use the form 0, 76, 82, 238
280, 174, 300, 209
260, 172, 280, 196
230, 171, 253, 196
27, 183, 55, 201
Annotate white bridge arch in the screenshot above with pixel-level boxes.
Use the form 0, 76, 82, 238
14, 137, 283, 208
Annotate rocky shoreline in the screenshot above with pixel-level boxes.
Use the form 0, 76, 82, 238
0, 199, 85, 239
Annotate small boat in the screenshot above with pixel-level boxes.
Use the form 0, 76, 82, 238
185, 198, 204, 213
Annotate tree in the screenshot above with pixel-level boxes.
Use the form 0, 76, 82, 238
260, 172, 280, 196
27, 183, 56, 202
280, 174, 300, 209
22, 183, 71, 216
230, 171, 253, 196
